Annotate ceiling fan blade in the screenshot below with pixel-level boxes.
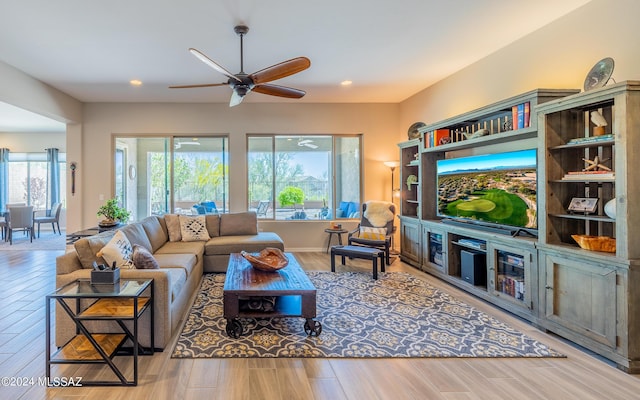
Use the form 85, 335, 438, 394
253, 84, 306, 98
189, 48, 241, 83
250, 57, 311, 84
168, 83, 227, 89
229, 90, 245, 107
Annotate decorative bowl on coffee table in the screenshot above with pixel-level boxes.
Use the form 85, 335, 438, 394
241, 247, 289, 272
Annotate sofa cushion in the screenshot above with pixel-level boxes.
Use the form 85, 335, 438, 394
155, 240, 205, 260
179, 215, 210, 241
153, 253, 198, 277
132, 244, 160, 269
219, 211, 258, 236
165, 214, 182, 242
141, 216, 168, 253
120, 223, 153, 251
204, 232, 284, 255
98, 230, 134, 268
74, 230, 116, 269
163, 267, 187, 303
205, 214, 220, 237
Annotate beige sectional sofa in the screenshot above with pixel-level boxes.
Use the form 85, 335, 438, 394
55, 211, 284, 349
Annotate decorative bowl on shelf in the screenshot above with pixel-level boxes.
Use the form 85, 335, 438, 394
241, 248, 289, 272
571, 234, 616, 253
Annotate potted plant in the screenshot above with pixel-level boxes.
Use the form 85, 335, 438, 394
97, 198, 131, 226
277, 186, 306, 219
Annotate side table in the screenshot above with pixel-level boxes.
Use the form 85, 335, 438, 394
324, 228, 348, 253
46, 279, 154, 386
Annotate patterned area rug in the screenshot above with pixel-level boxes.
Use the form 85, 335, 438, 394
172, 272, 564, 358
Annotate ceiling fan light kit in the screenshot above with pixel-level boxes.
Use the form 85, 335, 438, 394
170, 25, 310, 107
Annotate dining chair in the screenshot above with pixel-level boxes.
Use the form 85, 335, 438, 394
34, 202, 62, 237
7, 205, 35, 244
1, 203, 26, 241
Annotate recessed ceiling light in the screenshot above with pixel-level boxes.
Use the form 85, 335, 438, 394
341, 80, 353, 86
130, 79, 143, 87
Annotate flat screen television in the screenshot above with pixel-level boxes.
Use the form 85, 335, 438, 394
436, 148, 537, 234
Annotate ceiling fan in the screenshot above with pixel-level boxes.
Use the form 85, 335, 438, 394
297, 139, 318, 149
170, 25, 311, 107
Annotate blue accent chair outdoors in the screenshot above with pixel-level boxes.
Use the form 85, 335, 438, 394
193, 201, 218, 215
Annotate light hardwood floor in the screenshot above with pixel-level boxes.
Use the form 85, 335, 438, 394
1, 249, 639, 399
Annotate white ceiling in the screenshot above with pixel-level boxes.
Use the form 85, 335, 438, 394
0, 0, 591, 132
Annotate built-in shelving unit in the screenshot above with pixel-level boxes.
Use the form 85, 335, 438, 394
398, 82, 640, 372
398, 88, 578, 323
536, 81, 640, 372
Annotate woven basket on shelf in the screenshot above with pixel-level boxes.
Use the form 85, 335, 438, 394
241, 248, 289, 272
571, 234, 616, 253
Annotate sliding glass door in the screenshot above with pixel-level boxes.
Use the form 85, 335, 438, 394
114, 136, 228, 220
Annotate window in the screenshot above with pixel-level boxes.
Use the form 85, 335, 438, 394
247, 135, 362, 220
114, 136, 228, 220
7, 152, 66, 209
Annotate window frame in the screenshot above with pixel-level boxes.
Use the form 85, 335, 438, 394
246, 133, 363, 221
112, 134, 229, 219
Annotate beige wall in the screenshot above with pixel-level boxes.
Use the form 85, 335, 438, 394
399, 0, 640, 144
0, 132, 66, 152
79, 102, 400, 248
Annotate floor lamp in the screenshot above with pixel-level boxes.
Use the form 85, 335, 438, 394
383, 161, 401, 254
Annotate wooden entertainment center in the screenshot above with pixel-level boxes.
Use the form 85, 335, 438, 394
398, 82, 640, 372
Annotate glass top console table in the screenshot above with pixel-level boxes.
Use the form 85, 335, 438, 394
46, 278, 154, 386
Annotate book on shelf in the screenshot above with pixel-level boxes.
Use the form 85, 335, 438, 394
567, 134, 614, 144
562, 171, 615, 180
458, 238, 486, 249
517, 103, 525, 129
434, 129, 450, 146
498, 274, 525, 299
505, 254, 524, 267
511, 102, 530, 130
425, 129, 450, 147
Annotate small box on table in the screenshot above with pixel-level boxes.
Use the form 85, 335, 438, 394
91, 267, 120, 285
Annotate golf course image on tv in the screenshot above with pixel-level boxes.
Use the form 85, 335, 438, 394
436, 149, 537, 229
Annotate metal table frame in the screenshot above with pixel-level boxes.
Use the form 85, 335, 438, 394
46, 278, 154, 386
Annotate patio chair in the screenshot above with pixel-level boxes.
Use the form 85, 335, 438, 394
256, 200, 270, 217
347, 201, 396, 265
34, 202, 62, 237
7, 205, 35, 244
193, 201, 218, 215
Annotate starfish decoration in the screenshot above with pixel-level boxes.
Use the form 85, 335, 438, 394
582, 156, 611, 171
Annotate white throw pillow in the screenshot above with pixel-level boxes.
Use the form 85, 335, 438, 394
97, 230, 134, 268
359, 226, 386, 240
179, 215, 210, 242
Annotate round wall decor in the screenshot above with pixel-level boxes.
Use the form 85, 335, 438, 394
407, 122, 426, 140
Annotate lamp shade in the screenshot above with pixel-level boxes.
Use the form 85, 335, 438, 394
383, 161, 400, 169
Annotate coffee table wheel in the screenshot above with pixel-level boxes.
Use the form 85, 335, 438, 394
226, 319, 243, 338
304, 319, 322, 336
